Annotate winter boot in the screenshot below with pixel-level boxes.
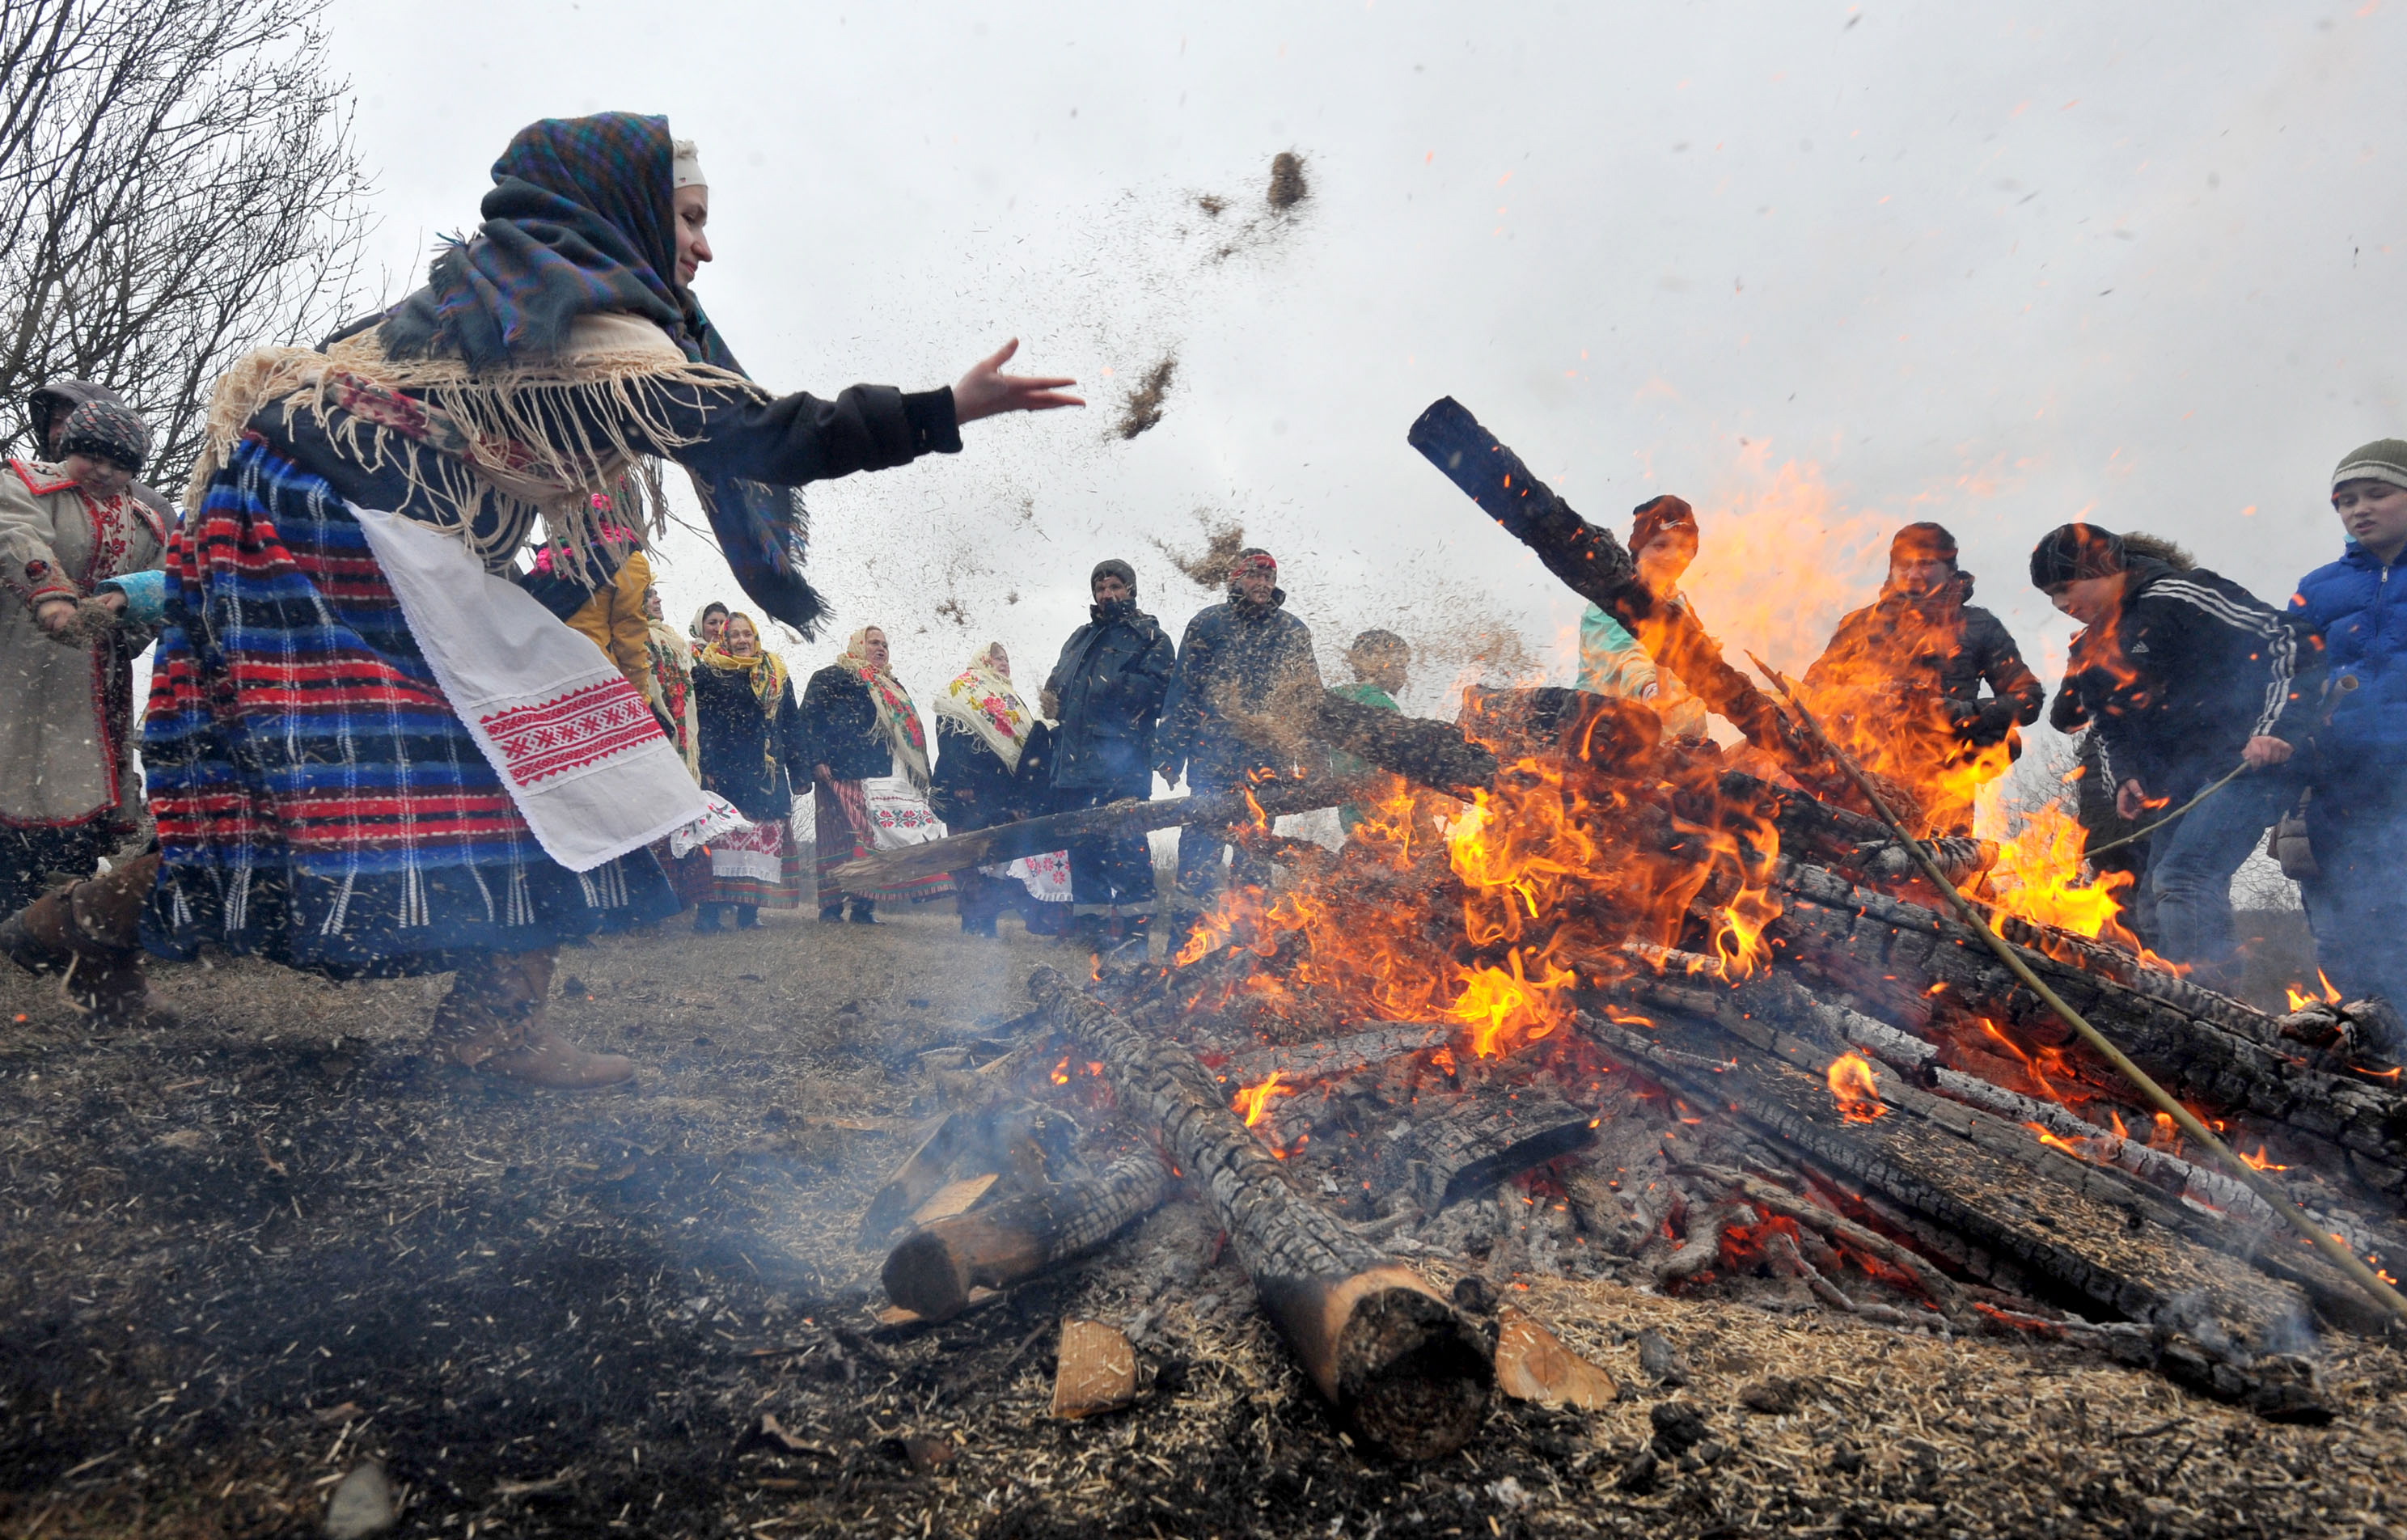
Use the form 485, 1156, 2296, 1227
0, 852, 177, 1029
735, 904, 761, 929
1068, 911, 1106, 955
819, 903, 846, 924
848, 900, 878, 925
429, 947, 634, 1090
694, 903, 725, 933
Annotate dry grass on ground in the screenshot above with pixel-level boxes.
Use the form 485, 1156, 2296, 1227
0, 905, 2401, 1538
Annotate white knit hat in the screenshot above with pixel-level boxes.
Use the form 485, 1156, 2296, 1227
671, 138, 706, 191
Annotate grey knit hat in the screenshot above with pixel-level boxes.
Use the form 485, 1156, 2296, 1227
1090, 558, 1136, 597
2332, 439, 2407, 493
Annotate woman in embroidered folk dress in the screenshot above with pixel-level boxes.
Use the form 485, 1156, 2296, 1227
0, 401, 170, 914
803, 626, 951, 923
929, 642, 1069, 937
0, 112, 1077, 1086
692, 612, 810, 929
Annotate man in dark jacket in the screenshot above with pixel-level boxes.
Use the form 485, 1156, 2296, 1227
2289, 440, 2407, 1022
1157, 547, 1324, 906
1804, 522, 2044, 835
1042, 558, 1178, 950
2033, 523, 2323, 982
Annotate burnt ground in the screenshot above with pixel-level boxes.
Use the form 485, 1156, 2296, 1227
0, 904, 2401, 1539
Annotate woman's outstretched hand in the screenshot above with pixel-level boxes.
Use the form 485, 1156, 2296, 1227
953, 339, 1081, 425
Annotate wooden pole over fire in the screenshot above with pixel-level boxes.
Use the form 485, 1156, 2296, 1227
1747, 652, 2407, 1328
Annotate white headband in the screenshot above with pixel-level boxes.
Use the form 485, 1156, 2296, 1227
671, 138, 706, 191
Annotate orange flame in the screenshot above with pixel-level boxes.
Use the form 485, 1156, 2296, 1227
1231, 1072, 1293, 1128
2286, 971, 2345, 1011
1972, 804, 2135, 942
1826, 1052, 1889, 1123
2240, 1143, 2288, 1172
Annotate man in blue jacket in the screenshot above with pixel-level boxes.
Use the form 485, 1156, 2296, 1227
1156, 548, 1325, 910
1043, 559, 1178, 953
2290, 440, 2407, 1018
2033, 524, 2321, 984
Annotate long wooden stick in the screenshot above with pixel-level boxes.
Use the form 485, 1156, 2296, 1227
1748, 653, 2407, 1327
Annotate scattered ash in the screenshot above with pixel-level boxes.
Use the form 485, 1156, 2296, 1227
1115, 353, 1178, 442
1196, 193, 1227, 218
1267, 150, 1309, 212
1, 916, 2404, 1536
1152, 511, 1246, 590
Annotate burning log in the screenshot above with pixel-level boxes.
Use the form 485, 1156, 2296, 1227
882, 1147, 1178, 1324
1766, 858, 2407, 1197
1303, 687, 1499, 793
1221, 1022, 1457, 1084
1027, 967, 1492, 1459
832, 773, 1379, 893
1406, 397, 1794, 759
1581, 1003, 2359, 1403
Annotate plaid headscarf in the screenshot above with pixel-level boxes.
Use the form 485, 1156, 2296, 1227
379, 112, 822, 634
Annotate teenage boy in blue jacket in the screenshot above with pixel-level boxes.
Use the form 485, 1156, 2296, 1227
2290, 440, 2407, 1017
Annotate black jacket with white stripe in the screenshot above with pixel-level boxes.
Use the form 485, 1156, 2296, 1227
2045, 557, 2324, 799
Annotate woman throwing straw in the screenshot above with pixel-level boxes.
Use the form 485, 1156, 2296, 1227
0, 112, 1077, 1087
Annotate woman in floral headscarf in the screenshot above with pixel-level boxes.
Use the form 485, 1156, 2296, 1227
802, 626, 951, 923
692, 612, 811, 929
930, 642, 1070, 936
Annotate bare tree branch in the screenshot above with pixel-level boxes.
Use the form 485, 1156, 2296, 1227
0, 0, 373, 499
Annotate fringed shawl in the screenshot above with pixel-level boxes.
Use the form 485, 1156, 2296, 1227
186, 112, 822, 632
833, 628, 932, 790
933, 642, 1034, 774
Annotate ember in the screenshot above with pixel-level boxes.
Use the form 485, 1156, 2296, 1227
1825, 1051, 1889, 1123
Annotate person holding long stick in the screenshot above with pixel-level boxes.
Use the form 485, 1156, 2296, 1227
0, 112, 1077, 1087
2030, 524, 2321, 987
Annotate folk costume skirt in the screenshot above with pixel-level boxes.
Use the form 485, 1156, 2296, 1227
813, 777, 954, 908
139, 440, 676, 974
703, 817, 806, 908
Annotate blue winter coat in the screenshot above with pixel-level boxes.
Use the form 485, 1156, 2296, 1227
2290, 542, 2407, 780
1156, 591, 1324, 785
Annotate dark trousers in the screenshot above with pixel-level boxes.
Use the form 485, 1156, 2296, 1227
1059, 777, 1157, 916
2304, 780, 2407, 1009
1174, 770, 1273, 904
2138, 766, 2295, 972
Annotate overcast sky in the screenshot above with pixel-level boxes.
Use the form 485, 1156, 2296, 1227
325, 0, 2404, 778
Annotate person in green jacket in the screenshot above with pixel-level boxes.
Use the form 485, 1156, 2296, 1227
1331, 628, 1411, 835
1576, 497, 1709, 740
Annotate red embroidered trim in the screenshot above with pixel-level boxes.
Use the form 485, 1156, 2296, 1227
7, 459, 75, 497
478, 677, 663, 787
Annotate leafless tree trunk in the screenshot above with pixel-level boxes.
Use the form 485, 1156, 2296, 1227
0, 0, 371, 500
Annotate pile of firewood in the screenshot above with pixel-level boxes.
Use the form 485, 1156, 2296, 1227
834, 399, 2407, 1460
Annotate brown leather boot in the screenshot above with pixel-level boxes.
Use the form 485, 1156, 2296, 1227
0, 852, 177, 1029
429, 947, 635, 1090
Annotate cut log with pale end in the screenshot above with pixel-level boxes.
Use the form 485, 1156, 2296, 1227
1305, 688, 1498, 793
882, 1147, 1178, 1324
1030, 967, 1492, 1459
832, 774, 1378, 893
1051, 1318, 1137, 1419
1493, 1306, 1620, 1409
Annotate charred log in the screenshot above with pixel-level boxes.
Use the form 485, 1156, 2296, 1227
882, 1147, 1178, 1324
1028, 967, 1492, 1459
